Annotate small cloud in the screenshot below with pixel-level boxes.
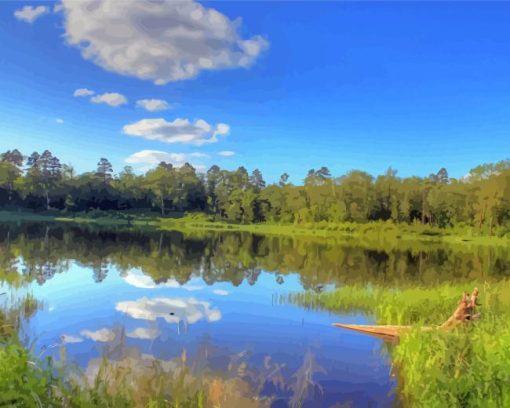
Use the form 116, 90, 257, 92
123, 118, 229, 145
136, 99, 171, 112
55, 118, 64, 124
126, 327, 160, 340
73, 88, 95, 97
218, 151, 235, 157
14, 5, 49, 23
91, 92, 127, 107
60, 334, 83, 344
80, 328, 116, 342
212, 289, 229, 296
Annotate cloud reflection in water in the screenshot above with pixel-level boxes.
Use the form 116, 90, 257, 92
116, 297, 221, 326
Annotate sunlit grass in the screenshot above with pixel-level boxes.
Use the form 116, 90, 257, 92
2, 210, 510, 249
288, 281, 510, 407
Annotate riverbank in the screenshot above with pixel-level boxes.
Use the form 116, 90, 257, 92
1, 210, 510, 248
287, 281, 510, 407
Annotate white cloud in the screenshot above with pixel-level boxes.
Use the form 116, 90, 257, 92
123, 118, 229, 145
126, 327, 160, 340
116, 297, 221, 325
55, 118, 64, 124
60, 0, 268, 84
91, 92, 127, 107
73, 88, 95, 97
80, 328, 116, 342
136, 99, 171, 112
60, 334, 83, 344
212, 289, 229, 296
218, 151, 235, 157
14, 5, 49, 23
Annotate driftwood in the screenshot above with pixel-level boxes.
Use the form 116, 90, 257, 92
333, 288, 480, 341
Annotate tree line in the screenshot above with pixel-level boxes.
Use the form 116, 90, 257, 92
1, 148, 510, 233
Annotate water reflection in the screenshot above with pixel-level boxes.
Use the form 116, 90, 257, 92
116, 297, 222, 325
1, 223, 508, 289
74, 327, 370, 408
3, 223, 508, 406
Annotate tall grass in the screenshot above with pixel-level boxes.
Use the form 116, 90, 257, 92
288, 281, 510, 407
0, 295, 227, 408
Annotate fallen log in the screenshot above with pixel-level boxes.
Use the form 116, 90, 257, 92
333, 287, 480, 340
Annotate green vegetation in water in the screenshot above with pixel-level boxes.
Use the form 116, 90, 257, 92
2, 223, 510, 406
288, 281, 510, 407
0, 338, 210, 407
0, 295, 267, 408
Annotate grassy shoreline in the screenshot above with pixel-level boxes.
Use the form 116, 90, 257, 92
2, 210, 509, 406
1, 210, 509, 248
288, 281, 510, 407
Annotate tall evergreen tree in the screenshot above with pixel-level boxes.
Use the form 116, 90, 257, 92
96, 158, 113, 184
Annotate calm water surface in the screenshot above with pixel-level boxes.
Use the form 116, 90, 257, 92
2, 224, 509, 407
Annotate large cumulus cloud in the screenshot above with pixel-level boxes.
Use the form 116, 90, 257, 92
60, 0, 269, 84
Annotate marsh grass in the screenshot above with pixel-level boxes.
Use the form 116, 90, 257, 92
0, 296, 274, 408
1, 333, 262, 408
0, 294, 217, 408
288, 281, 510, 407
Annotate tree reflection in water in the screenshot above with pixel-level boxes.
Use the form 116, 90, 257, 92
0, 223, 509, 289
1, 223, 507, 406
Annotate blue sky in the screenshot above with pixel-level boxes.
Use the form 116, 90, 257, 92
1, 1, 510, 182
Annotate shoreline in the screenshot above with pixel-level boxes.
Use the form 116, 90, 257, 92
1, 210, 509, 248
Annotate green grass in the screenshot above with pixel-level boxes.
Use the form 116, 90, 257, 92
0, 338, 210, 407
2, 210, 510, 248
0, 292, 212, 408
1, 292, 269, 408
158, 215, 510, 250
0, 326, 239, 408
288, 281, 510, 407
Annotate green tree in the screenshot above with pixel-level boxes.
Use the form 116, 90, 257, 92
0, 150, 23, 203
249, 169, 266, 192
96, 158, 113, 184
145, 164, 176, 216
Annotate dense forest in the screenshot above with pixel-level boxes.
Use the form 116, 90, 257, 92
1, 149, 510, 233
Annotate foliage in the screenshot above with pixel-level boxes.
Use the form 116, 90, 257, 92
2, 150, 510, 235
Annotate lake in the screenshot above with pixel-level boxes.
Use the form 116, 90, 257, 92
1, 223, 509, 407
